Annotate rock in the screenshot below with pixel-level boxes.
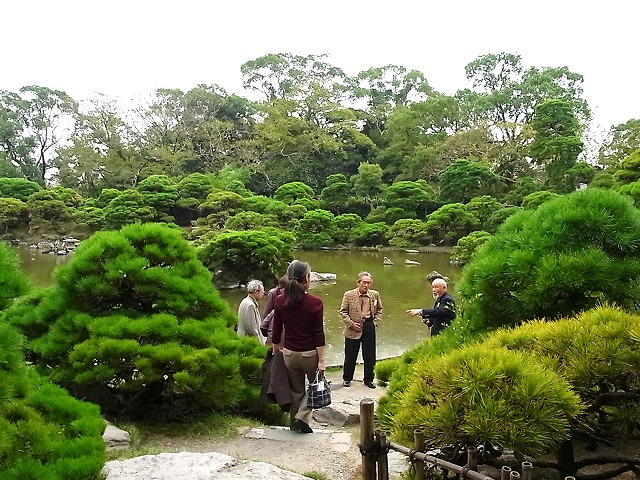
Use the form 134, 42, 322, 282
405, 259, 421, 265
103, 423, 130, 450
309, 271, 337, 282
405, 249, 420, 253
426, 271, 448, 282
102, 452, 308, 480
383, 256, 393, 265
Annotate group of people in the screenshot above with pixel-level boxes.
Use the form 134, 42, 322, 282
235, 260, 456, 434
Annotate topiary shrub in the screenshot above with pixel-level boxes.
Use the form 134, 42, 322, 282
457, 188, 640, 333
0, 252, 105, 480
198, 228, 293, 289
386, 344, 581, 456
484, 305, 640, 438
379, 305, 640, 479
6, 223, 267, 420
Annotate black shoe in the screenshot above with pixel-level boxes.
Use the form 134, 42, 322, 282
364, 381, 377, 389
294, 419, 313, 433
342, 380, 351, 387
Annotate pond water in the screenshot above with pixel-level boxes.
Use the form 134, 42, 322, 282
14, 246, 462, 366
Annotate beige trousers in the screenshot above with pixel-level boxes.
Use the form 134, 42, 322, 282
281, 348, 318, 425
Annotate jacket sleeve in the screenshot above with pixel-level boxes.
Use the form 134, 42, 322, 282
373, 291, 383, 325
421, 296, 456, 322
339, 291, 353, 328
262, 289, 277, 320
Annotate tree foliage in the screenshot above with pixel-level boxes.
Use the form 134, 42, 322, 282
439, 158, 503, 203
0, 241, 29, 312
530, 99, 584, 192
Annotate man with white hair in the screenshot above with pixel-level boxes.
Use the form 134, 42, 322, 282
237, 279, 266, 344
406, 277, 456, 336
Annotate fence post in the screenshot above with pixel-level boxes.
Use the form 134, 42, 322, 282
521, 462, 533, 480
414, 430, 426, 480
360, 398, 376, 480
376, 430, 389, 480
510, 471, 521, 480
500, 466, 512, 480
466, 446, 478, 472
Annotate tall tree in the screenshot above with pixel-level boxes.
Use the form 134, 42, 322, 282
459, 53, 590, 142
55, 94, 142, 194
529, 99, 584, 192
598, 118, 640, 167
19, 86, 78, 184
1, 86, 77, 183
455, 53, 589, 184
349, 65, 434, 145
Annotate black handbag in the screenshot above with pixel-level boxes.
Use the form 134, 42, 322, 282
307, 370, 331, 408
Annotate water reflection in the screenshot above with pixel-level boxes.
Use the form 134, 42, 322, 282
13, 246, 462, 366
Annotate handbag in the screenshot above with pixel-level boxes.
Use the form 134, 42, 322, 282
307, 370, 331, 409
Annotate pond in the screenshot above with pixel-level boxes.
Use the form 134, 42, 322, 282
14, 246, 462, 366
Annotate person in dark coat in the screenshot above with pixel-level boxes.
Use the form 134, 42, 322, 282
406, 277, 455, 336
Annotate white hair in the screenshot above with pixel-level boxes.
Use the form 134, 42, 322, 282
247, 279, 264, 293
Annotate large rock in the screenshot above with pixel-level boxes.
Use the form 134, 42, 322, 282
313, 399, 362, 426
103, 452, 308, 480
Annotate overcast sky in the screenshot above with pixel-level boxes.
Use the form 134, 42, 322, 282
4, 1, 638, 133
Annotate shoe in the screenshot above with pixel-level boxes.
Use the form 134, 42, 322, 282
364, 381, 377, 389
294, 419, 313, 434
342, 380, 351, 387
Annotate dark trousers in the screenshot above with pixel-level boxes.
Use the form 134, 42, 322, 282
343, 321, 376, 383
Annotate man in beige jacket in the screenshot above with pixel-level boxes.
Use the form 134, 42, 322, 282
339, 271, 383, 388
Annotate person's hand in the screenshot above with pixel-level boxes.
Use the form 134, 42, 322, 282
350, 322, 362, 332
406, 309, 421, 317
317, 358, 326, 372
272, 343, 282, 353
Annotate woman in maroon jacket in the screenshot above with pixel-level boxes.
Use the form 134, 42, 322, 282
272, 260, 325, 434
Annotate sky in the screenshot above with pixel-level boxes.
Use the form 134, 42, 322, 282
4, 0, 638, 134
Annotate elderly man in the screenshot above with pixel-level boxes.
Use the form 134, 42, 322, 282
340, 271, 383, 389
237, 279, 266, 344
406, 277, 456, 336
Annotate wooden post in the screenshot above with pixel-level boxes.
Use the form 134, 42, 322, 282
521, 462, 533, 480
376, 430, 389, 480
501, 466, 512, 480
414, 430, 426, 480
510, 471, 521, 480
360, 398, 376, 480
467, 446, 478, 471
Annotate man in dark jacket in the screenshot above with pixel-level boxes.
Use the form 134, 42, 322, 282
406, 277, 455, 336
